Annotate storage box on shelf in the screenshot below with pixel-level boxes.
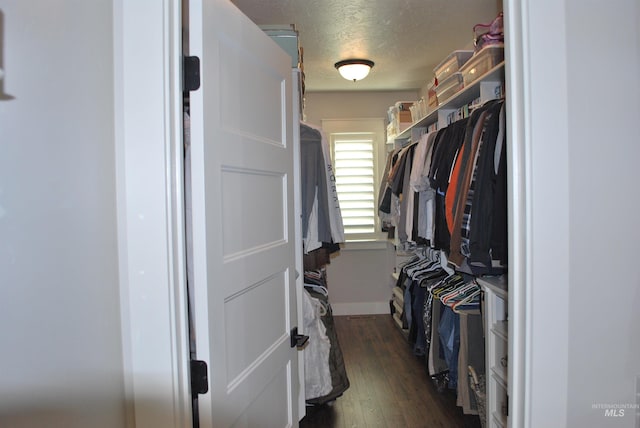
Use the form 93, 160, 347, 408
409, 104, 420, 123
397, 109, 412, 124
387, 101, 415, 141
434, 50, 474, 84
389, 61, 504, 142
409, 98, 429, 123
389, 101, 414, 122
427, 82, 438, 110
386, 122, 394, 138
434, 72, 464, 105
460, 44, 504, 86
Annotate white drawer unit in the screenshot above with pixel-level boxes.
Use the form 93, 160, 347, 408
479, 275, 509, 428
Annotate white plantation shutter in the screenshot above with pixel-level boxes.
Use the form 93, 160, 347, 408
331, 133, 377, 236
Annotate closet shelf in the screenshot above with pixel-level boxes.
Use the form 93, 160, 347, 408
396, 62, 505, 140
477, 274, 507, 300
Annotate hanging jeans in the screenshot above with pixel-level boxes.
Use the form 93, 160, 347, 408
403, 277, 413, 330
438, 306, 460, 389
411, 283, 427, 355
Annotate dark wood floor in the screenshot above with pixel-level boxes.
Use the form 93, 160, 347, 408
299, 314, 482, 428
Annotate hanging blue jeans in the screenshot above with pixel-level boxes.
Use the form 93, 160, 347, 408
438, 306, 460, 389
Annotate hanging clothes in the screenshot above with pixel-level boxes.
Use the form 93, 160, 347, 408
410, 131, 439, 244
466, 103, 508, 271
429, 119, 468, 253
382, 99, 507, 416
300, 122, 345, 253
378, 147, 400, 231
448, 100, 503, 268
302, 288, 333, 400
303, 270, 350, 405
438, 305, 460, 389
385, 142, 418, 243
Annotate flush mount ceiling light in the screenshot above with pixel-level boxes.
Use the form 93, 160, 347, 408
334, 59, 374, 82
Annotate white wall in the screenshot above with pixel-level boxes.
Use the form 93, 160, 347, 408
304, 91, 416, 314
0, 2, 126, 427
325, 242, 396, 316
564, 0, 640, 426
511, 0, 640, 426
304, 90, 418, 127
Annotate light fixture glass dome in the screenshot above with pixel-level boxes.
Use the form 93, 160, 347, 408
335, 59, 374, 82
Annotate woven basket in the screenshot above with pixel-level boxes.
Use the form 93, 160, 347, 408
468, 365, 486, 428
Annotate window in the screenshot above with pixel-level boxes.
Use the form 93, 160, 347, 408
331, 133, 377, 237
322, 118, 386, 242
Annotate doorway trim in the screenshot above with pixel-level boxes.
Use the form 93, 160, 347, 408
504, 0, 572, 427
111, 1, 579, 426
114, 0, 192, 427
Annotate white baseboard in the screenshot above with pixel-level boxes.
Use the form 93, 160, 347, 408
331, 301, 390, 316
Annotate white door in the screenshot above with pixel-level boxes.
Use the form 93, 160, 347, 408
188, 0, 301, 426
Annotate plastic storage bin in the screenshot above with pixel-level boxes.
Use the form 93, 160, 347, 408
460, 44, 504, 86
410, 104, 420, 123
393, 101, 413, 126
434, 50, 474, 83
427, 82, 438, 109
434, 72, 464, 104
387, 101, 414, 137
409, 98, 428, 122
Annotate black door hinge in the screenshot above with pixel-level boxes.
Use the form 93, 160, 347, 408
190, 359, 209, 395
183, 56, 201, 92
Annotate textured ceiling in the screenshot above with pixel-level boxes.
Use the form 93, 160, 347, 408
230, 0, 502, 92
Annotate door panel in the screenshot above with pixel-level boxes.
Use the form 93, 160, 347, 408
223, 270, 289, 384
230, 363, 291, 428
218, 43, 286, 144
221, 168, 286, 256
188, 0, 299, 426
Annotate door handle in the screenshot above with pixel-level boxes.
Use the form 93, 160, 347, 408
290, 327, 309, 349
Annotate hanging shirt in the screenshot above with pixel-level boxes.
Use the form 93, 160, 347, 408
300, 122, 345, 252
410, 131, 438, 244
